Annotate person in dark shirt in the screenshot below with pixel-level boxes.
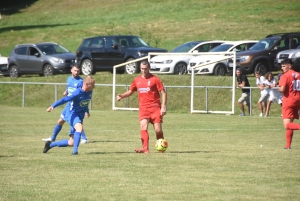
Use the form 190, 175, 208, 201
236, 68, 250, 116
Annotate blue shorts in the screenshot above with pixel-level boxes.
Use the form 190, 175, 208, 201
65, 112, 84, 129
60, 105, 70, 121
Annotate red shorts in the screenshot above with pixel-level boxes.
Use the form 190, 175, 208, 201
139, 106, 162, 124
282, 98, 300, 119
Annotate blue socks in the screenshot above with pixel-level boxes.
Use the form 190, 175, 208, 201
50, 139, 69, 148
51, 124, 62, 141
72, 131, 81, 154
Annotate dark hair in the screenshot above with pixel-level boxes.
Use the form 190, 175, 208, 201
140, 60, 150, 67
72, 64, 80, 69
281, 59, 293, 65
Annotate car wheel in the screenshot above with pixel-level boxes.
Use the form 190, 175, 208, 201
125, 58, 138, 74
81, 59, 94, 75
9, 65, 20, 78
254, 62, 268, 75
43, 64, 54, 76
174, 62, 187, 75
214, 64, 226, 76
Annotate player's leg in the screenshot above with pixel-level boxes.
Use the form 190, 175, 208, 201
43, 133, 75, 153
238, 93, 247, 116
135, 118, 150, 153
265, 100, 272, 117
42, 114, 66, 142
71, 116, 83, 155
283, 118, 294, 149
151, 107, 164, 140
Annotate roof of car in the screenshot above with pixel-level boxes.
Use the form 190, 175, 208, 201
266, 32, 300, 38
14, 42, 58, 47
218, 40, 258, 45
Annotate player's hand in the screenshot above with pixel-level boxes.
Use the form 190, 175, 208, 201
46, 107, 54, 112
85, 113, 90, 118
116, 94, 122, 101
161, 107, 166, 116
63, 91, 67, 96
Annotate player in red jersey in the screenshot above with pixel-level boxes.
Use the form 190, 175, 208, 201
117, 60, 167, 154
278, 59, 300, 149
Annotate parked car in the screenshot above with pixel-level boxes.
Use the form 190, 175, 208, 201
76, 35, 168, 75
0, 55, 8, 76
276, 46, 300, 71
149, 40, 227, 75
8, 42, 76, 78
234, 32, 300, 75
187, 40, 258, 76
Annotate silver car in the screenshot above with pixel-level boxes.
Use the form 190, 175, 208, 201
276, 46, 300, 70
8, 42, 76, 78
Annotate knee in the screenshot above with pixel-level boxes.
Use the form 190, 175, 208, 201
68, 139, 74, 146
57, 118, 65, 125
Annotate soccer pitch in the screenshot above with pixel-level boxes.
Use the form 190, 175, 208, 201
0, 106, 299, 200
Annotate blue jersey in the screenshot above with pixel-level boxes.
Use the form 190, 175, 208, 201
66, 76, 83, 96
52, 88, 92, 115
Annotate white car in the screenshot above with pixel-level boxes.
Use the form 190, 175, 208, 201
0, 55, 8, 76
149, 40, 227, 75
276, 45, 300, 69
187, 40, 258, 76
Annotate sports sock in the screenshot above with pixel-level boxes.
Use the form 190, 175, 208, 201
156, 131, 164, 140
72, 131, 81, 154
285, 129, 293, 148
141, 130, 149, 150
81, 130, 87, 141
50, 139, 69, 148
286, 122, 300, 130
51, 124, 62, 141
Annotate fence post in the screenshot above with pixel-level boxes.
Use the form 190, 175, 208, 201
55, 84, 58, 102
22, 83, 25, 107
250, 88, 252, 116
205, 87, 208, 113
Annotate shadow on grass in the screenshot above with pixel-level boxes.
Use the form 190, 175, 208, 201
0, 24, 77, 34
88, 150, 219, 154
88, 140, 135, 143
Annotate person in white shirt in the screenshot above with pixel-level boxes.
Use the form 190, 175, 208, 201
264, 72, 282, 117
255, 71, 269, 117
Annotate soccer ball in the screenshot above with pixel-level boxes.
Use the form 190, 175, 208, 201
155, 139, 168, 152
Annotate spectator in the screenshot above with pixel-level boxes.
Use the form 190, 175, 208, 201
236, 68, 250, 116
255, 71, 268, 117
264, 72, 282, 117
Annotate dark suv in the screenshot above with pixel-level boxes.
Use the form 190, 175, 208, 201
8, 42, 76, 78
76, 35, 168, 75
233, 33, 300, 75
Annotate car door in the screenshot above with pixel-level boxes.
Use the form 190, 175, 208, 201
104, 37, 124, 67
14, 46, 29, 72
89, 37, 106, 68
26, 46, 43, 73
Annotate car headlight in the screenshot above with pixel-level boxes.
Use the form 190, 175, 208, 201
163, 60, 172, 64
53, 57, 64, 63
292, 52, 300, 58
138, 52, 148, 57
239, 56, 249, 62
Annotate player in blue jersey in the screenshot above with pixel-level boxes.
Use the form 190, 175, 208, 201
43, 76, 95, 155
42, 65, 88, 144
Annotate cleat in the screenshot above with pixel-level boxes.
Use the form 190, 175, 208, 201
284, 147, 291, 150
72, 152, 78, 155
80, 139, 88, 144
42, 137, 53, 142
239, 113, 245, 116
259, 113, 263, 117
43, 141, 52, 153
134, 148, 150, 154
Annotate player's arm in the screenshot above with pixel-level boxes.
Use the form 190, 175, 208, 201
160, 89, 167, 116
47, 90, 78, 112
117, 90, 134, 101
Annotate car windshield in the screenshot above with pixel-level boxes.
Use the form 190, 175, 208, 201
37, 44, 70, 55
250, 38, 277, 50
171, 42, 200, 53
115, 36, 149, 48
210, 44, 233, 52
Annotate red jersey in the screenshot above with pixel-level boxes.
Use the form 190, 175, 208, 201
130, 73, 164, 108
279, 70, 300, 104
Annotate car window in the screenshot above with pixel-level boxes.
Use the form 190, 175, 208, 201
275, 38, 290, 51
292, 37, 300, 49
246, 43, 256, 50
196, 44, 211, 52
250, 38, 277, 50
210, 43, 223, 50
210, 44, 233, 52
232, 44, 245, 52
171, 42, 199, 53
105, 38, 118, 48
81, 39, 92, 48
29, 47, 39, 56
90, 38, 104, 48
15, 47, 27, 55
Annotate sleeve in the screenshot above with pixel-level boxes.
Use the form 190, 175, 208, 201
51, 89, 79, 108
155, 77, 164, 91
129, 78, 137, 92
279, 74, 287, 87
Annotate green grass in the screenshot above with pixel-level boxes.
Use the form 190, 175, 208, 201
0, 0, 300, 56
0, 106, 299, 200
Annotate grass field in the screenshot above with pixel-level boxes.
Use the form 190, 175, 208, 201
0, 106, 299, 200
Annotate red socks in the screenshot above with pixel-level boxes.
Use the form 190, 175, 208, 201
285, 129, 293, 149
140, 130, 149, 150
286, 122, 300, 130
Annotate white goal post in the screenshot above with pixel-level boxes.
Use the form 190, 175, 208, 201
112, 52, 237, 114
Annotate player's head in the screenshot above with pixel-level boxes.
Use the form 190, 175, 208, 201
281, 59, 293, 73
83, 76, 95, 91
265, 72, 273, 81
140, 60, 150, 78
71, 65, 80, 77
